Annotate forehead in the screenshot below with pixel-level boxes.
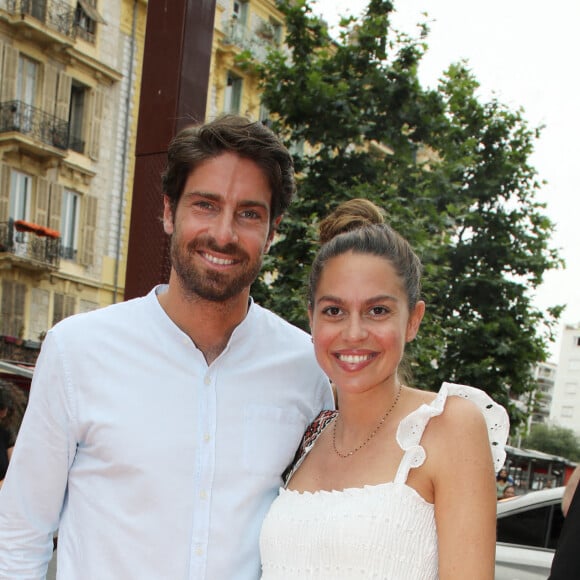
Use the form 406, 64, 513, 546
316, 252, 404, 297
183, 152, 272, 207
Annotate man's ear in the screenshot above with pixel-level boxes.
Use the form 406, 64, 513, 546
265, 215, 283, 252
162, 195, 174, 235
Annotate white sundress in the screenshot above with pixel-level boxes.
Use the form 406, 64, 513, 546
259, 382, 509, 580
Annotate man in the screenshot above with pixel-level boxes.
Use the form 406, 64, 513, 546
0, 115, 333, 579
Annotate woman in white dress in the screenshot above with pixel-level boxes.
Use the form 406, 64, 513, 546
260, 199, 509, 580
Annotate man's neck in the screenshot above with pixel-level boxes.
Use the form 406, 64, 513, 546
157, 279, 251, 365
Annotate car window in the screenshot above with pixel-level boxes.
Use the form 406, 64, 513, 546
497, 503, 565, 549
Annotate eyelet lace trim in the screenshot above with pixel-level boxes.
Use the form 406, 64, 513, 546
395, 382, 509, 483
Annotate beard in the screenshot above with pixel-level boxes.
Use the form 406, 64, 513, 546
170, 234, 264, 303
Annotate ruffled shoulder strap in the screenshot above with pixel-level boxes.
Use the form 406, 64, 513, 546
282, 410, 337, 485
394, 382, 509, 484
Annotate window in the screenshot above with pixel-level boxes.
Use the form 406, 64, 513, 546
74, 1, 97, 42
565, 382, 578, 396
497, 503, 564, 550
569, 360, 580, 371
561, 405, 574, 418
52, 293, 76, 326
224, 73, 242, 113
16, 55, 38, 132
232, 0, 248, 24
9, 170, 32, 222
61, 190, 80, 260
68, 82, 87, 153
272, 21, 283, 45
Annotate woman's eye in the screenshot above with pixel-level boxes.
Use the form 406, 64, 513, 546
322, 306, 342, 317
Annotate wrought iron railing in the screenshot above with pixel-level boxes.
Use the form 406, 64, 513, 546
0, 101, 69, 150
0, 220, 61, 269
6, 0, 75, 38
222, 20, 277, 63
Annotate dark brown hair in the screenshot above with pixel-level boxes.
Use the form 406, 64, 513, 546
161, 115, 295, 227
309, 198, 423, 311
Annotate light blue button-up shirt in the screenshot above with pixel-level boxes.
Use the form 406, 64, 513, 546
0, 286, 333, 579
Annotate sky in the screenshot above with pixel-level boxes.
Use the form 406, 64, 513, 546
311, 0, 580, 362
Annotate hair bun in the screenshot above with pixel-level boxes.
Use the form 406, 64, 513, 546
318, 198, 385, 244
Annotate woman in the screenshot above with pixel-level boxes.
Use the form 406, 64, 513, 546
260, 199, 509, 579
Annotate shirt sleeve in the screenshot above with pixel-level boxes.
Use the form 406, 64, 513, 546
0, 329, 75, 578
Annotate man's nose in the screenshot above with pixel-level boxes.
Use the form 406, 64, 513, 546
211, 212, 238, 247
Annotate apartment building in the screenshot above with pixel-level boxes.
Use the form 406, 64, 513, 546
0, 0, 287, 373
209, 0, 285, 122
550, 322, 580, 436
0, 0, 147, 366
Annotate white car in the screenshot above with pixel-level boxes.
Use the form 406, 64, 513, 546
495, 486, 565, 580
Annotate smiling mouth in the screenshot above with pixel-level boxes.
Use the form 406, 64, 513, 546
201, 252, 236, 266
336, 353, 375, 364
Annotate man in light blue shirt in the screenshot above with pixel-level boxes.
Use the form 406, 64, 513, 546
0, 115, 334, 579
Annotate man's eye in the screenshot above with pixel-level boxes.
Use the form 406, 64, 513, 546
370, 306, 389, 316
240, 209, 260, 219
194, 201, 214, 210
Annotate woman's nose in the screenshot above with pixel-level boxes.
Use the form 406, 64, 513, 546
343, 316, 368, 341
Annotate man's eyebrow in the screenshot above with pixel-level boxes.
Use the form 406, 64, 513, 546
184, 191, 270, 212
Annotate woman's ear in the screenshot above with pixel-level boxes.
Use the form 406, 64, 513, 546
406, 300, 425, 342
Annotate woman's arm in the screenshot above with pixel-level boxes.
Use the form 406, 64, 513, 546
563, 465, 580, 516
428, 397, 497, 580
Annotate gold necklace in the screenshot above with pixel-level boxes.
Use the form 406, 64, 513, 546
332, 386, 402, 458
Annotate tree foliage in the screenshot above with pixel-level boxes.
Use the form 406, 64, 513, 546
246, 0, 563, 421
522, 424, 580, 462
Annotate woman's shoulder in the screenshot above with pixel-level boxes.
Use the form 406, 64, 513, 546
421, 383, 509, 472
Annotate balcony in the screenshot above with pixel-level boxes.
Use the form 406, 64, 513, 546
0, 219, 61, 271
0, 100, 69, 158
219, 20, 278, 64
5, 0, 75, 45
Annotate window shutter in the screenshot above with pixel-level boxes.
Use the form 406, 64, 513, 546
80, 194, 97, 266
42, 63, 58, 117
1, 44, 18, 102
48, 182, 63, 233
34, 177, 50, 226
52, 292, 63, 326
64, 295, 76, 317
0, 163, 10, 222
1, 280, 26, 337
55, 72, 72, 121
88, 87, 104, 160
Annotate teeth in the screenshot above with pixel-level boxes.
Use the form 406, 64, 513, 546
338, 354, 371, 364
203, 253, 234, 266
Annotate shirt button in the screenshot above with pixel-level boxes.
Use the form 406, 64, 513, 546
204, 433, 211, 442
204, 376, 211, 385
200, 490, 207, 500
195, 547, 203, 556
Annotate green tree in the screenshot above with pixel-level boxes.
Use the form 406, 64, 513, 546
522, 424, 580, 462
246, 0, 562, 416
